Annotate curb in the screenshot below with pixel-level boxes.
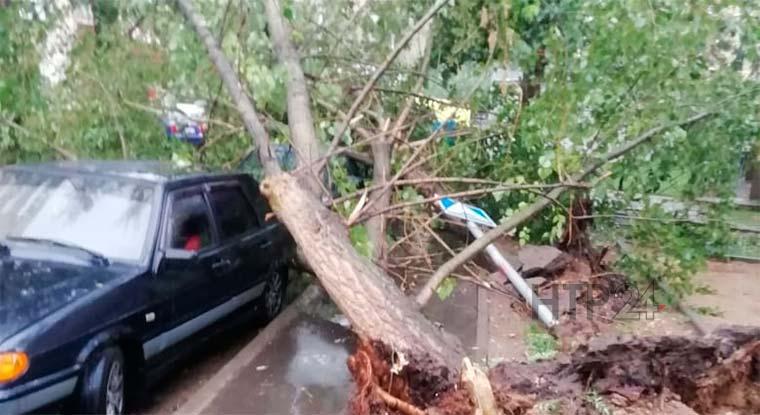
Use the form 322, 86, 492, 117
176, 284, 325, 415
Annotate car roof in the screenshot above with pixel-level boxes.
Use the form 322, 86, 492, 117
2, 160, 242, 185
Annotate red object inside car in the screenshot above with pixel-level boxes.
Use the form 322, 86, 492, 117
184, 235, 201, 252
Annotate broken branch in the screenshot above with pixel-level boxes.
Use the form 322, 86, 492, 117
1, 117, 77, 161
355, 182, 588, 224
321, 0, 449, 172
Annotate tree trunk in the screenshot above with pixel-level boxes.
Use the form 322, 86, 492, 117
750, 161, 760, 200
260, 173, 464, 370
262, 0, 323, 195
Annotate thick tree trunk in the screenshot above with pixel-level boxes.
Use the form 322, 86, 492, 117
260, 173, 464, 370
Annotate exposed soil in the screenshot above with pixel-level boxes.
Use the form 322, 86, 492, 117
377, 215, 760, 415
349, 326, 760, 415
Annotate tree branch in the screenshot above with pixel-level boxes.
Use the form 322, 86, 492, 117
416, 111, 716, 307
332, 177, 530, 206
320, 0, 449, 172
356, 182, 586, 223
367, 32, 433, 261
1, 117, 77, 161
263, 0, 322, 194
176, 0, 281, 176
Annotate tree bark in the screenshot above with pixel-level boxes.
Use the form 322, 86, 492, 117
367, 136, 392, 261
261, 173, 464, 369
750, 162, 760, 200
263, 0, 323, 195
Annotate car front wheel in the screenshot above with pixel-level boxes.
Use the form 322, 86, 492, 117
78, 346, 125, 415
261, 267, 287, 321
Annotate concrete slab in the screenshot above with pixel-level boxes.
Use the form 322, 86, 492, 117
422, 280, 478, 355
486, 289, 530, 365
686, 260, 760, 330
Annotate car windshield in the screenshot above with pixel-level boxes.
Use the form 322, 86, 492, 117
0, 169, 156, 263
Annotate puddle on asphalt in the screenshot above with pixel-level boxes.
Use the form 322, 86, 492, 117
285, 319, 355, 414
206, 311, 357, 414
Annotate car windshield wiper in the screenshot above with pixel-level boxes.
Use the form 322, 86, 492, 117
6, 236, 110, 266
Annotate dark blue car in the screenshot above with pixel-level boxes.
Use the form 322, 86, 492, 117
0, 161, 295, 414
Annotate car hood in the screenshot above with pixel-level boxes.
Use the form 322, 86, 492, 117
0, 255, 135, 343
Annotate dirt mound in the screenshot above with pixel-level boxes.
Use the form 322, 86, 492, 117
489, 326, 760, 414
350, 327, 760, 414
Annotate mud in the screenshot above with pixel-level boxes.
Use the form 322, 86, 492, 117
351, 326, 760, 415
489, 326, 760, 414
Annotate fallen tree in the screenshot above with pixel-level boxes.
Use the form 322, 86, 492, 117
174, 0, 760, 412
177, 0, 464, 371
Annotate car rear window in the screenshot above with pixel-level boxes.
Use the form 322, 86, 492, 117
207, 186, 259, 240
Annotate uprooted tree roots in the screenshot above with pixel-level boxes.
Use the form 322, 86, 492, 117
349, 326, 760, 415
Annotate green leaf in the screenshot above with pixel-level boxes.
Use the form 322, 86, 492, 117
436, 277, 458, 301
349, 225, 374, 258
283, 6, 294, 22
522, 4, 540, 22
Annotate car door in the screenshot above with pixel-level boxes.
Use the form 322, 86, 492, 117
144, 186, 235, 361
206, 181, 272, 298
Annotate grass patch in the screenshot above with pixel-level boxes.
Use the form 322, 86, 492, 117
727, 209, 760, 229
695, 305, 724, 317
585, 390, 612, 415
525, 323, 558, 362
728, 232, 760, 259
536, 400, 563, 414
694, 284, 717, 295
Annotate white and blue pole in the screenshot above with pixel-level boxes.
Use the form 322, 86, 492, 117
438, 197, 558, 328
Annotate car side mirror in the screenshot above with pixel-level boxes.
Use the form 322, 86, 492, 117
152, 248, 199, 274
164, 248, 199, 261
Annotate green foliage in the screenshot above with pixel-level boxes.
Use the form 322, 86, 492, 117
607, 203, 734, 301
535, 400, 562, 415
694, 284, 717, 295
524, 323, 558, 361
435, 276, 458, 301
695, 305, 723, 317
349, 224, 374, 258
584, 390, 612, 415
2, 0, 760, 305
428, 0, 760, 299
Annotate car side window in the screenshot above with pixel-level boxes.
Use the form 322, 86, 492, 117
167, 192, 214, 252
207, 186, 260, 240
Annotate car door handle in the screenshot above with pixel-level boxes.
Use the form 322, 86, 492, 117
211, 258, 232, 271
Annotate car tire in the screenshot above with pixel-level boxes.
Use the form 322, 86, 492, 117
260, 267, 288, 322
78, 346, 126, 415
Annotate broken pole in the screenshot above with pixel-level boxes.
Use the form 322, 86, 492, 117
466, 222, 557, 328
